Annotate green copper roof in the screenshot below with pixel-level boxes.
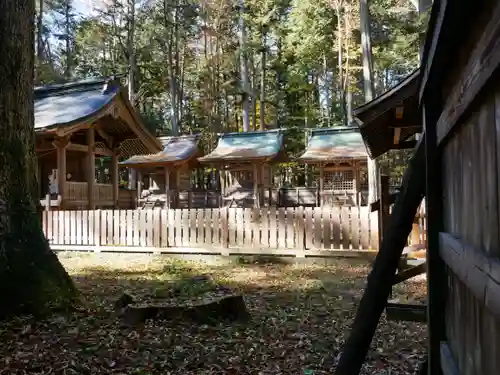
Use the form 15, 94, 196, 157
198, 130, 285, 163
297, 127, 367, 163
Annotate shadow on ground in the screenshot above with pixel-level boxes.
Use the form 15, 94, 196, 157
0, 252, 427, 375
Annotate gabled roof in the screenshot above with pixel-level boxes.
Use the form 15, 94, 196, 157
35, 77, 118, 130
297, 127, 367, 163
198, 130, 286, 164
120, 134, 201, 168
353, 70, 422, 159
34, 76, 161, 157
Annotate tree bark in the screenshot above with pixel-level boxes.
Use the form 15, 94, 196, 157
238, 0, 250, 132
0, 0, 76, 319
359, 0, 379, 203
334, 140, 426, 375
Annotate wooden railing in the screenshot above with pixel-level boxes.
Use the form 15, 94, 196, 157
65, 182, 87, 202
64, 182, 113, 203
95, 183, 113, 202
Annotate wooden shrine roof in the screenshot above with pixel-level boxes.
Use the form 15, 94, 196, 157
198, 129, 286, 164
34, 76, 161, 158
296, 127, 367, 164
120, 134, 201, 168
353, 70, 422, 159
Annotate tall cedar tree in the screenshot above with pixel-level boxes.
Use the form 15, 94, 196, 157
0, 0, 77, 318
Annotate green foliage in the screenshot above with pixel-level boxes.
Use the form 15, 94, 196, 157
36, 0, 424, 162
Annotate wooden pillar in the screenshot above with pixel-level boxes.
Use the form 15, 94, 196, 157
354, 164, 360, 206
175, 169, 180, 207
54, 137, 68, 204
128, 168, 137, 190
378, 174, 390, 249
319, 164, 325, 207
253, 163, 259, 208
86, 127, 95, 209
423, 98, 447, 375
164, 167, 170, 209
137, 171, 142, 203
257, 164, 270, 207
111, 146, 119, 208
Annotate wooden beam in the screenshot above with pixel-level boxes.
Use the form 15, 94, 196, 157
87, 127, 95, 209
378, 175, 390, 249
387, 124, 421, 129
164, 167, 170, 209
55, 137, 69, 203
393, 262, 427, 285
66, 142, 113, 156
111, 147, 119, 208
319, 165, 324, 206
419, 0, 449, 102
94, 123, 114, 148
393, 127, 402, 145
424, 95, 447, 374
439, 232, 500, 318
392, 140, 417, 149
370, 192, 398, 212
334, 139, 426, 375
436, 1, 500, 145
440, 342, 460, 375
386, 303, 427, 322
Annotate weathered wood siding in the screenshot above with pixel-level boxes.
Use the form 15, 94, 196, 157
437, 5, 500, 371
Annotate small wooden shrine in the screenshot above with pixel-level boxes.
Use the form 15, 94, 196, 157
120, 134, 204, 208
198, 130, 287, 207
35, 76, 161, 210
297, 127, 368, 206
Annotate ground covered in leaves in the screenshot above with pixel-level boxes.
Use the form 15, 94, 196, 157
0, 253, 427, 374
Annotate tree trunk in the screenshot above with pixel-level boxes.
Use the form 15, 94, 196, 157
35, 0, 44, 84
359, 0, 379, 203
260, 35, 266, 131
238, 0, 250, 132
0, 0, 76, 319
127, 0, 136, 106
64, 1, 72, 79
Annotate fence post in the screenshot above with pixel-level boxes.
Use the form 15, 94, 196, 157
378, 175, 390, 249
221, 207, 229, 255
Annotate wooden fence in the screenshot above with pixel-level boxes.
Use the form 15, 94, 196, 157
42, 207, 426, 257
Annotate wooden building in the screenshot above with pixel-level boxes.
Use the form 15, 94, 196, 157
119, 134, 212, 208
296, 127, 368, 206
353, 69, 422, 159
422, 0, 500, 373
36, 77, 161, 210
198, 130, 287, 207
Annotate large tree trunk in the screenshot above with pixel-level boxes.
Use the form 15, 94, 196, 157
359, 0, 379, 203
238, 0, 251, 132
0, 0, 76, 319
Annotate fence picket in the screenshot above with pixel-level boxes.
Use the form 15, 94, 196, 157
341, 207, 350, 250
269, 207, 277, 248
244, 208, 252, 247
323, 207, 331, 250
286, 208, 295, 249
278, 208, 286, 249
304, 207, 313, 250
313, 207, 322, 249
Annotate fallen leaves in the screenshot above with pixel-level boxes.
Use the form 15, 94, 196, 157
0, 253, 427, 374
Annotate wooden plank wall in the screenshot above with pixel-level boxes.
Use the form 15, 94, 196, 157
440, 85, 500, 374
39, 206, 415, 255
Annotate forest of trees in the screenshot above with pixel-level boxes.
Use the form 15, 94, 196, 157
35, 0, 425, 150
